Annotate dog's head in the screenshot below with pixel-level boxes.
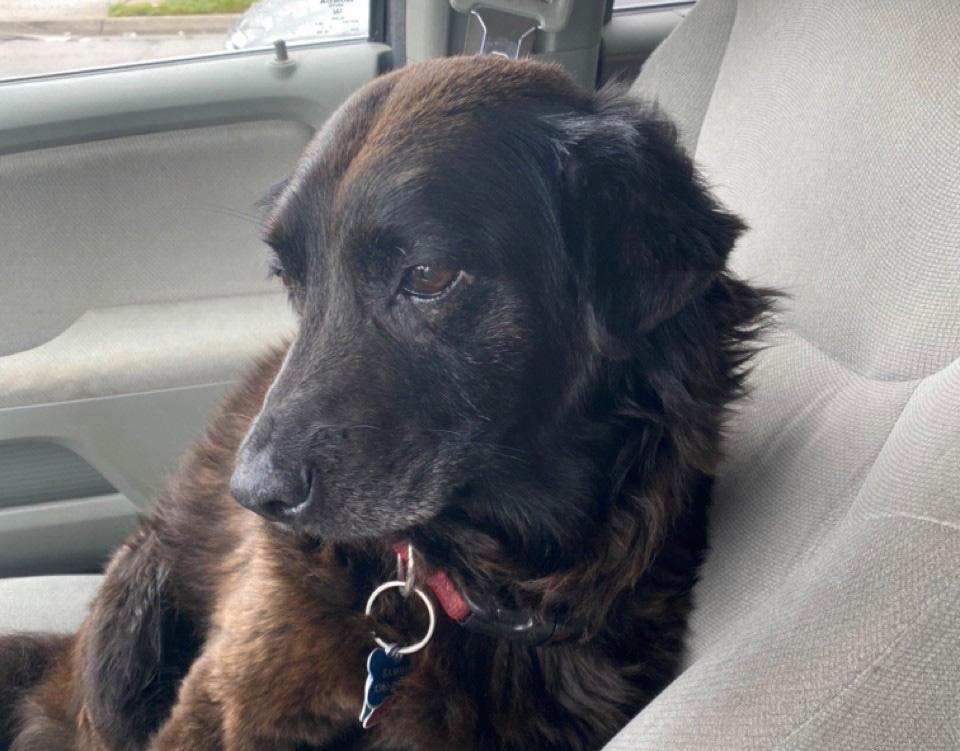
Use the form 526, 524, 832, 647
229, 56, 744, 545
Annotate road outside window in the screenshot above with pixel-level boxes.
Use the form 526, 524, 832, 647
0, 0, 369, 80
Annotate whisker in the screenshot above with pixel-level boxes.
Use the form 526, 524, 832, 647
219, 412, 258, 422
306, 423, 385, 436
199, 202, 265, 227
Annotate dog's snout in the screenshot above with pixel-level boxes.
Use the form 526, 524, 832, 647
229, 446, 312, 524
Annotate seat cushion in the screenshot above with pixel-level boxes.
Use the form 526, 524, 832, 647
0, 575, 101, 633
608, 0, 960, 748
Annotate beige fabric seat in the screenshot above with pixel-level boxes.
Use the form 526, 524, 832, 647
607, 1, 960, 748
0, 575, 100, 633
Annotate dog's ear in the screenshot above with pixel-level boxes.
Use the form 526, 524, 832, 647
554, 89, 746, 347
258, 176, 291, 212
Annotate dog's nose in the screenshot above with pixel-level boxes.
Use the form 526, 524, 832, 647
229, 448, 311, 524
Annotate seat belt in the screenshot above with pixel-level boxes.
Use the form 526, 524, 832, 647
449, 0, 608, 88
453, 0, 578, 58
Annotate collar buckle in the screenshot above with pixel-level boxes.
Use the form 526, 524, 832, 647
457, 588, 578, 647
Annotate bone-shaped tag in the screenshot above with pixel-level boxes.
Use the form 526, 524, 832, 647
359, 647, 411, 729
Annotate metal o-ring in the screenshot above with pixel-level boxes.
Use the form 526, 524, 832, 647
364, 580, 436, 655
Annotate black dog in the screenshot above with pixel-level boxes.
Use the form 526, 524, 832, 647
1, 56, 771, 750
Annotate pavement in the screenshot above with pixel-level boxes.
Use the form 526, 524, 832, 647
0, 0, 237, 78
0, 0, 237, 34
0, 32, 228, 78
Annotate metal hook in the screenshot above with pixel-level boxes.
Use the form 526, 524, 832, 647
396, 542, 415, 597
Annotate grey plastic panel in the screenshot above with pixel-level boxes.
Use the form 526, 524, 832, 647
0, 293, 294, 504
601, 6, 691, 84
0, 495, 139, 576
0, 293, 295, 407
406, 0, 455, 63
0, 440, 114, 510
0, 42, 386, 573
0, 122, 308, 356
0, 382, 235, 508
0, 41, 388, 154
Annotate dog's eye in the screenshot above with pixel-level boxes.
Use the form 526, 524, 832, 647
400, 265, 460, 298
268, 259, 292, 288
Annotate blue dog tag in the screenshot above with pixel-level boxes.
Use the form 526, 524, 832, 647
359, 647, 411, 728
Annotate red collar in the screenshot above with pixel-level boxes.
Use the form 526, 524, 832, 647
395, 544, 581, 647
395, 543, 471, 621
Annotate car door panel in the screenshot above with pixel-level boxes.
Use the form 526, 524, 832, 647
0, 41, 386, 574
601, 5, 692, 84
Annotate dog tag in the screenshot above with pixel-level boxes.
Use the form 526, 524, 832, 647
359, 646, 411, 729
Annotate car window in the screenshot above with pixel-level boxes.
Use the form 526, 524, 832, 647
0, 0, 371, 81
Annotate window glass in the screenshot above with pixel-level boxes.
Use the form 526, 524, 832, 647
0, 0, 370, 81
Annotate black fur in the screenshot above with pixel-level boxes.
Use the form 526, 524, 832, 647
0, 633, 69, 746
0, 57, 774, 751
80, 525, 200, 750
